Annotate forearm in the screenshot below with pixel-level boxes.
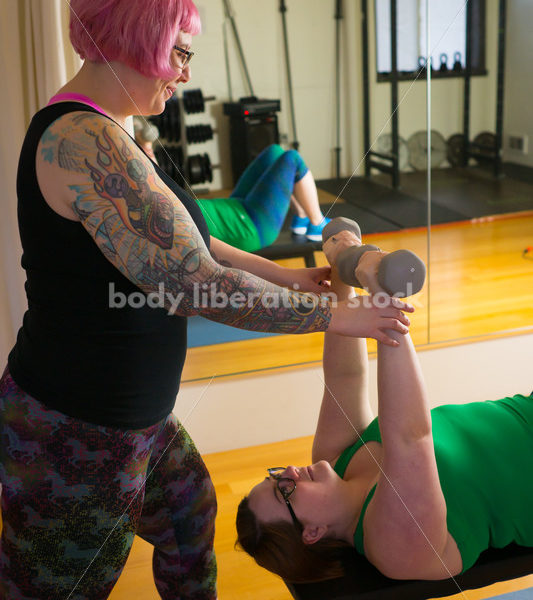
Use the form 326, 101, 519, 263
377, 331, 432, 444
313, 270, 373, 462
209, 236, 289, 286
182, 255, 332, 333
324, 270, 367, 378
105, 222, 332, 334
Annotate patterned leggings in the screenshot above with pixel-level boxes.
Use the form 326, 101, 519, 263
0, 368, 217, 600
232, 144, 308, 247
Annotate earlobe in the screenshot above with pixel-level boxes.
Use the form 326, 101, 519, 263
302, 524, 328, 545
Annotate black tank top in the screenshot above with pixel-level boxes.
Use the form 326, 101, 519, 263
8, 102, 210, 429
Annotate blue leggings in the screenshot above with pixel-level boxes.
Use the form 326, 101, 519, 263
232, 144, 308, 247
0, 368, 217, 600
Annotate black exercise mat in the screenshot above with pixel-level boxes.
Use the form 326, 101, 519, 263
317, 177, 465, 229
319, 202, 400, 234
421, 168, 533, 218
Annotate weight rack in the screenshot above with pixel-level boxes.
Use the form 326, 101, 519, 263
362, 0, 400, 189
462, 0, 507, 177
361, 0, 507, 188
149, 88, 218, 186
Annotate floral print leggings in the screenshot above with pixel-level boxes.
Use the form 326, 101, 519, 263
0, 368, 217, 600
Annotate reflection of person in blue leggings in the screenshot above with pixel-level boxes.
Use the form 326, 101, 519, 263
196, 145, 330, 252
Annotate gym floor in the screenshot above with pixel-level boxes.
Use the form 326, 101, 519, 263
107, 436, 533, 600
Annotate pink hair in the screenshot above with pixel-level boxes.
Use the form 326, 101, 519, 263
69, 0, 201, 80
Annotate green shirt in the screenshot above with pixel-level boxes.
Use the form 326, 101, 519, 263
334, 394, 533, 572
196, 197, 261, 252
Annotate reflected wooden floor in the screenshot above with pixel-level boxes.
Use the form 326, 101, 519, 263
107, 434, 533, 600
183, 212, 533, 382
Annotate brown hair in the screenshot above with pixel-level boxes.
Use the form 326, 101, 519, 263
235, 496, 355, 583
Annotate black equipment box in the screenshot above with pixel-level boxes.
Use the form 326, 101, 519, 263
223, 97, 281, 183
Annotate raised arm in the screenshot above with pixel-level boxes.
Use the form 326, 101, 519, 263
355, 253, 462, 580
313, 234, 415, 461
312, 268, 374, 463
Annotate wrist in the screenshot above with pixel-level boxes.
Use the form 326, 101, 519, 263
330, 269, 356, 302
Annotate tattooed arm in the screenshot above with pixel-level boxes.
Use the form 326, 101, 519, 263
36, 112, 411, 342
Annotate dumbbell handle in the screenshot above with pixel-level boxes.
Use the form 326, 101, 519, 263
323, 217, 426, 297
338, 245, 426, 297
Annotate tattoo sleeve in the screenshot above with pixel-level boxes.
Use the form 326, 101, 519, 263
41, 113, 332, 333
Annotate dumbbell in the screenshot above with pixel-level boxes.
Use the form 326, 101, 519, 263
133, 116, 160, 144
322, 217, 426, 297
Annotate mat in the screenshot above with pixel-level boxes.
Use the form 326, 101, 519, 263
317, 176, 466, 228
317, 167, 533, 226
187, 315, 279, 348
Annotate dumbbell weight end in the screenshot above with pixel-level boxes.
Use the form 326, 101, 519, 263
378, 250, 426, 297
322, 217, 361, 242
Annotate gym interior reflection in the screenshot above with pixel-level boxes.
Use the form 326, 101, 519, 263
181, 0, 533, 378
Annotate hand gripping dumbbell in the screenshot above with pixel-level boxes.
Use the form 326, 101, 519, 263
322, 217, 426, 297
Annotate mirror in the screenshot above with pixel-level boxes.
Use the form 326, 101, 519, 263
427, 0, 533, 343
180, 0, 432, 381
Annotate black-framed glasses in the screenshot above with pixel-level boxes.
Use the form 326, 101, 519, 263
173, 45, 194, 67
268, 467, 303, 530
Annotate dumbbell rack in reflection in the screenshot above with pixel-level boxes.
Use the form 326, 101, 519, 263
149, 88, 218, 187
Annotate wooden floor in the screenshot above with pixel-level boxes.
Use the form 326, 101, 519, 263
107, 433, 533, 600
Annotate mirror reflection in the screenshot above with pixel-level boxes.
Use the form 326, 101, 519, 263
425, 0, 533, 342
178, 0, 431, 379
178, 0, 532, 379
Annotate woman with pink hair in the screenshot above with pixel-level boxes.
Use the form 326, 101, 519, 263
0, 1, 413, 598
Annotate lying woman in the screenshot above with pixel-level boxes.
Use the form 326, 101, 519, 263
196, 144, 330, 250
236, 235, 533, 583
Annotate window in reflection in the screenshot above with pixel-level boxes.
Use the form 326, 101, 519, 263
375, 0, 487, 81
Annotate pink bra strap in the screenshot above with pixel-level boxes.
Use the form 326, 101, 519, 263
47, 93, 109, 118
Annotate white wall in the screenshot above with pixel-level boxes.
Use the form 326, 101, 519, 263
187, 1, 501, 191
175, 332, 533, 454
502, 0, 533, 167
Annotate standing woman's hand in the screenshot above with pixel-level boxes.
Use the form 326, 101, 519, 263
329, 296, 414, 346
281, 265, 331, 293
